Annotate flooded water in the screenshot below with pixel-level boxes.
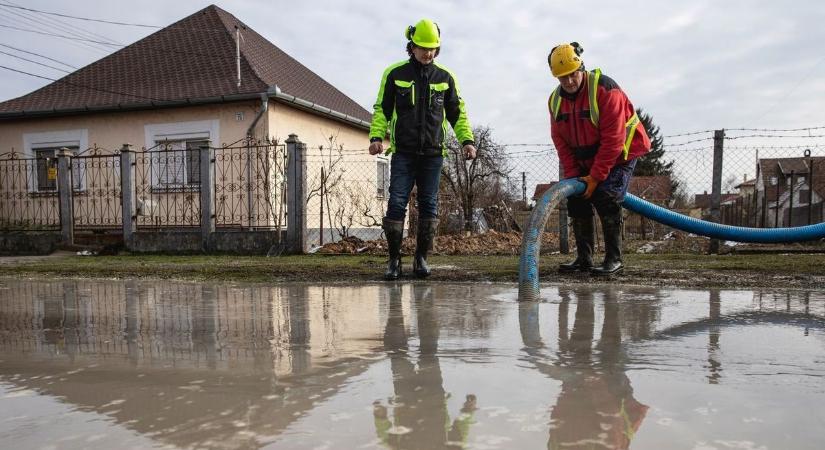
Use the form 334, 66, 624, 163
0, 279, 824, 449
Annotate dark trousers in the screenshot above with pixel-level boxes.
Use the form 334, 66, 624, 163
385, 152, 443, 221
567, 159, 637, 218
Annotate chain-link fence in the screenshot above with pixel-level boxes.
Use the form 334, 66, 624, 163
300, 128, 825, 249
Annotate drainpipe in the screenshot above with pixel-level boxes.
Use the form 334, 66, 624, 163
246, 91, 270, 230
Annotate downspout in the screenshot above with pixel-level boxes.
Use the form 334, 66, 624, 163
246, 91, 270, 230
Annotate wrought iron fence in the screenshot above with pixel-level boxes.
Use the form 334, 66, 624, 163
214, 138, 287, 229
72, 147, 122, 230
134, 143, 201, 229
0, 151, 60, 231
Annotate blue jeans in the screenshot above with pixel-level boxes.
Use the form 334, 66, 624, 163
567, 159, 638, 218
385, 152, 443, 221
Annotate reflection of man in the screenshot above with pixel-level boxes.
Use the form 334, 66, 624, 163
519, 287, 648, 449
373, 285, 477, 449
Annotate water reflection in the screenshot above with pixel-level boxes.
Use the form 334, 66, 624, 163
0, 279, 824, 449
373, 285, 477, 449
520, 287, 648, 450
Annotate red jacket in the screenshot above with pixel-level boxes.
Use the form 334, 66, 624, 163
549, 71, 650, 182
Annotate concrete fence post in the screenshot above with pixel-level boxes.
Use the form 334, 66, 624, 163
120, 144, 136, 247
56, 147, 74, 246
709, 129, 725, 254
200, 141, 215, 251
286, 134, 307, 254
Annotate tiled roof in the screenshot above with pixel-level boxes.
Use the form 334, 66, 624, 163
0, 5, 370, 123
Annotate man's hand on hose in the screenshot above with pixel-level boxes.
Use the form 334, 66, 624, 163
579, 175, 598, 199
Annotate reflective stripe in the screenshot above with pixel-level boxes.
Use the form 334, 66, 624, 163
548, 87, 562, 120
622, 112, 640, 160
430, 82, 449, 92
394, 79, 415, 106
588, 69, 601, 126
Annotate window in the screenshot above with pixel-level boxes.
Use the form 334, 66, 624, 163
23, 129, 87, 193
144, 119, 219, 190
770, 176, 777, 186
32, 146, 81, 192
34, 148, 58, 191
799, 189, 811, 204
377, 160, 389, 198
153, 140, 206, 188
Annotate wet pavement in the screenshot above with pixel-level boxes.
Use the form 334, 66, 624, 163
0, 279, 824, 449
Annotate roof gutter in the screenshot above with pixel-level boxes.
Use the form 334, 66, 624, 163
0, 87, 371, 131
269, 85, 370, 131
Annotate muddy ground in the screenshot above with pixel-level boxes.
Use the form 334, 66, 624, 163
2, 233, 823, 289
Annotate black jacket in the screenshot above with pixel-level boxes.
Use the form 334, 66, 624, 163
369, 57, 474, 156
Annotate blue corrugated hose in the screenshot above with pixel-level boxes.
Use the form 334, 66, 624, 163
518, 179, 825, 301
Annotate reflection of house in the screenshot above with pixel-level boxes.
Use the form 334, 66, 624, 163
0, 5, 381, 239
755, 157, 825, 227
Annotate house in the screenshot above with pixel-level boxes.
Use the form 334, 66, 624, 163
0, 5, 383, 246
628, 176, 672, 204
691, 191, 740, 219
754, 156, 825, 227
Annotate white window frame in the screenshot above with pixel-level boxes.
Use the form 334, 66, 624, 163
23, 129, 88, 193
144, 120, 219, 190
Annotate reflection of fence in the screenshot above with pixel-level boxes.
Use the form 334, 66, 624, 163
215, 140, 287, 229
72, 148, 122, 230
135, 144, 201, 229
0, 152, 60, 231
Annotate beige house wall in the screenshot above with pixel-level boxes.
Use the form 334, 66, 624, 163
1, 100, 381, 237
268, 101, 386, 243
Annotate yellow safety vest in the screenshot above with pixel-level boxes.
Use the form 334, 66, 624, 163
548, 69, 640, 160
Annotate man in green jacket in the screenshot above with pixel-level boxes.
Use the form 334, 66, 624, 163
369, 19, 477, 280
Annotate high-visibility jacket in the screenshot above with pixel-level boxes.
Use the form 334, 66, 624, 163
370, 57, 474, 156
549, 69, 650, 182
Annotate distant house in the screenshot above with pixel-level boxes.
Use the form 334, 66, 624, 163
755, 156, 825, 227
0, 5, 381, 242
691, 192, 740, 219
628, 176, 672, 204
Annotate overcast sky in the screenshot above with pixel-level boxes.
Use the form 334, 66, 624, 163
2, 1, 825, 192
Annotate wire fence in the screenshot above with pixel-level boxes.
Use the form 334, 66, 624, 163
2, 128, 824, 250
300, 129, 825, 245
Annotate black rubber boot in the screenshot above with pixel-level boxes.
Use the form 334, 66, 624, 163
559, 217, 595, 273
413, 219, 438, 278
591, 213, 624, 276
382, 218, 404, 280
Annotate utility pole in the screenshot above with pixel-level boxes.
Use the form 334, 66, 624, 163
521, 171, 527, 204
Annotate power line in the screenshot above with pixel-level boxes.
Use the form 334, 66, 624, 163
0, 43, 78, 69
0, 2, 160, 28
0, 49, 70, 73
0, 7, 114, 54
0, 23, 120, 46
0, 2, 121, 50
0, 64, 164, 101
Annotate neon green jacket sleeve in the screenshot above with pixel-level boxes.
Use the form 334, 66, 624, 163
369, 62, 404, 141
437, 63, 474, 146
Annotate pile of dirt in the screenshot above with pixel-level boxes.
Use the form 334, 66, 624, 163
316, 230, 562, 256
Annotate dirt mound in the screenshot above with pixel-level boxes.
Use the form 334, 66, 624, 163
316, 230, 561, 256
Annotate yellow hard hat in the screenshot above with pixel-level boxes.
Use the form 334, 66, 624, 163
548, 42, 583, 77
406, 19, 441, 49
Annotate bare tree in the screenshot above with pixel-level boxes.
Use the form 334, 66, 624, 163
441, 125, 513, 232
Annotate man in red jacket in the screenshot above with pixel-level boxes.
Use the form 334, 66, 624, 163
548, 42, 651, 275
